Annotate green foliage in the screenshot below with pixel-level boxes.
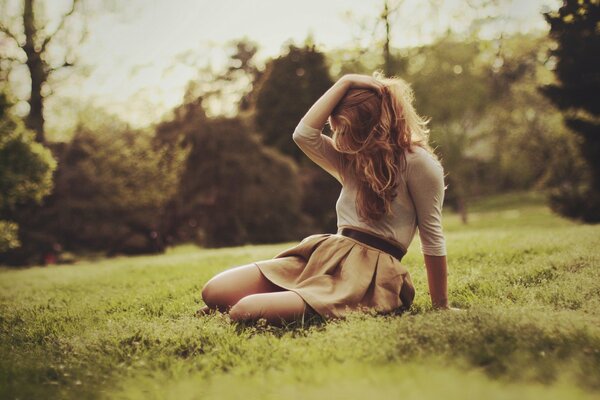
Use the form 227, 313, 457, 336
384, 34, 495, 212
220, 38, 264, 112
0, 93, 56, 252
295, 165, 341, 234
155, 98, 304, 247
327, 46, 407, 78
0, 221, 19, 252
0, 121, 56, 211
65, 128, 178, 219
1, 111, 184, 265
4, 26, 595, 262
409, 35, 491, 124
253, 44, 341, 233
542, 0, 599, 120
541, 0, 600, 222
54, 125, 182, 253
180, 38, 264, 117
254, 44, 334, 162
387, 32, 582, 215
0, 192, 599, 399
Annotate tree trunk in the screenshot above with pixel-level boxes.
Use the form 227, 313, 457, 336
23, 0, 46, 143
383, 0, 392, 76
457, 196, 468, 224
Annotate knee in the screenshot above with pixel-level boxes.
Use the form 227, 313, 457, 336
229, 295, 261, 322
201, 279, 218, 307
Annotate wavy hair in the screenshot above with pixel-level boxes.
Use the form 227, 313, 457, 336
328, 71, 438, 222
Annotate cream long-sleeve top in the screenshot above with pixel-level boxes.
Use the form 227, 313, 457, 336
292, 119, 447, 257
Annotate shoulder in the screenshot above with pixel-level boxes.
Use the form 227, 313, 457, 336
404, 145, 447, 200
405, 145, 444, 175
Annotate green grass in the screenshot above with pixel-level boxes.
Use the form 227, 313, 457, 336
1, 190, 599, 399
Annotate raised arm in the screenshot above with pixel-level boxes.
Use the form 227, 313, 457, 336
406, 148, 450, 309
292, 120, 345, 184
293, 75, 385, 185
299, 74, 384, 131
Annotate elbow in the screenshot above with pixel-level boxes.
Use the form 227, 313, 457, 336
292, 131, 308, 147
420, 230, 447, 256
292, 130, 301, 143
293, 119, 322, 145
422, 245, 447, 257
421, 237, 447, 256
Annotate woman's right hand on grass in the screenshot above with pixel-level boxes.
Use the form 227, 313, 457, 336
436, 306, 463, 312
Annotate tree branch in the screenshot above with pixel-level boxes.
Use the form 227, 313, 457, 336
40, 0, 80, 53
0, 23, 20, 45
0, 54, 24, 63
46, 60, 74, 75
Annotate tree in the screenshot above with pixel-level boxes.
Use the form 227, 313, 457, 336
379, 0, 410, 76
253, 43, 342, 233
409, 34, 491, 125
154, 97, 304, 247
219, 38, 264, 112
57, 125, 182, 255
170, 38, 264, 119
403, 31, 577, 220
0, 0, 85, 143
540, 0, 600, 222
0, 107, 184, 266
406, 33, 492, 220
0, 91, 55, 253
254, 43, 334, 162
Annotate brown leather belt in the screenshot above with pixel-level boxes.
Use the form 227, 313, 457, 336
340, 227, 406, 262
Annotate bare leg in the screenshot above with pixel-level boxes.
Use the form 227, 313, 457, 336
229, 290, 319, 327
201, 263, 286, 313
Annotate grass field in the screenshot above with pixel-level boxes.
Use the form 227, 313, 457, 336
1, 191, 599, 399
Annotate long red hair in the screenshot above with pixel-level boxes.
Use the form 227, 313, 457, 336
329, 71, 438, 222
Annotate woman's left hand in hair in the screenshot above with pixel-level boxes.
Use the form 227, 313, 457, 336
339, 74, 385, 95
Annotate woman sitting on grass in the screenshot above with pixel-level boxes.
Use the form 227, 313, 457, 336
199, 72, 457, 326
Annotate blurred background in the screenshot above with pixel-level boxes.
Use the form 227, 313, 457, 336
0, 0, 598, 266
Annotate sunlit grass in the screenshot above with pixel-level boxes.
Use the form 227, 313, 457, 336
0, 190, 598, 399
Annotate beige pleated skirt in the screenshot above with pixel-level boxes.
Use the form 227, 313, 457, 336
254, 227, 415, 320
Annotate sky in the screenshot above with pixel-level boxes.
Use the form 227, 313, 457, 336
3, 0, 561, 135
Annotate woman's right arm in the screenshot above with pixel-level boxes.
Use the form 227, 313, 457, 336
293, 74, 385, 184
298, 74, 384, 130
292, 78, 352, 184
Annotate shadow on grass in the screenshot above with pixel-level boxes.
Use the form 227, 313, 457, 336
229, 305, 418, 338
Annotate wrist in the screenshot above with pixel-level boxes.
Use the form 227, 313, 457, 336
431, 298, 449, 309
336, 76, 351, 89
